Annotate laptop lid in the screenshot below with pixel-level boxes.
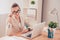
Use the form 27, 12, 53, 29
31, 22, 45, 38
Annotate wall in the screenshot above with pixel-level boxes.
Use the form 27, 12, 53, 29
0, 14, 8, 37
43, 0, 60, 29
0, 0, 9, 14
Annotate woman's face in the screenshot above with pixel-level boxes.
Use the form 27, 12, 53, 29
11, 7, 20, 15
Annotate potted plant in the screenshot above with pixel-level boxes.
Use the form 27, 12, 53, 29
31, 0, 35, 5
48, 21, 58, 38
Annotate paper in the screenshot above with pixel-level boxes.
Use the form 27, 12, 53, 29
0, 36, 28, 40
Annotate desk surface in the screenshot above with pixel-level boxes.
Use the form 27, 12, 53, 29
32, 30, 60, 40
16, 29, 60, 40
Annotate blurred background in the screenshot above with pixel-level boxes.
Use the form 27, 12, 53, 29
0, 0, 60, 38
0, 0, 42, 37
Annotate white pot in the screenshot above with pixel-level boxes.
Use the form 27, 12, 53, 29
53, 28, 56, 33
48, 27, 56, 33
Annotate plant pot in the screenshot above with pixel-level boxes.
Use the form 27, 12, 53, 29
48, 27, 56, 38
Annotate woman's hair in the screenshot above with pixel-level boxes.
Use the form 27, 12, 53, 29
9, 3, 20, 17
12, 3, 20, 8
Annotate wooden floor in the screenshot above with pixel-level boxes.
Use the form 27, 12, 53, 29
32, 30, 60, 40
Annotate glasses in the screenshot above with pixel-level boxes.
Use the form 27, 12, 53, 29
12, 9, 21, 13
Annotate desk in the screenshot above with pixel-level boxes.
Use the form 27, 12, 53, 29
16, 29, 60, 40
32, 30, 60, 40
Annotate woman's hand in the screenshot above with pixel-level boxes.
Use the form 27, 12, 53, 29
21, 29, 28, 34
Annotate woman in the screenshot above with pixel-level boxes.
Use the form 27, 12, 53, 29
6, 3, 30, 36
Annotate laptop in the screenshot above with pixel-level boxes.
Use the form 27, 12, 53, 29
21, 22, 45, 39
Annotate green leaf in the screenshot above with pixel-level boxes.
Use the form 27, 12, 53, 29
48, 21, 58, 28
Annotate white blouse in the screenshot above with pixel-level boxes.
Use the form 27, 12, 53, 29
6, 13, 27, 35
